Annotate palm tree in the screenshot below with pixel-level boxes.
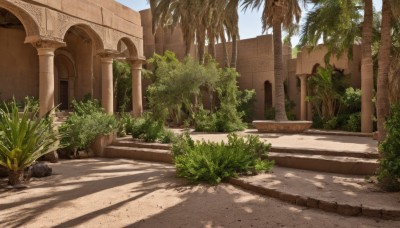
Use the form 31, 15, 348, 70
361, 0, 374, 133
243, 0, 304, 121
376, 0, 400, 142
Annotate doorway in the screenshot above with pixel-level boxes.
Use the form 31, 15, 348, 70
59, 80, 69, 110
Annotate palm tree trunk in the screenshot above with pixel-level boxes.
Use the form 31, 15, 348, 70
376, 0, 392, 142
361, 0, 374, 133
230, 35, 238, 68
220, 30, 230, 68
272, 8, 288, 121
8, 170, 23, 186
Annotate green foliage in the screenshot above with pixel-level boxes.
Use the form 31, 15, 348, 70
237, 89, 256, 123
130, 113, 175, 143
172, 133, 273, 185
344, 112, 361, 132
71, 99, 103, 116
0, 100, 61, 172
378, 103, 400, 191
146, 52, 248, 132
60, 100, 118, 151
113, 61, 132, 112
117, 113, 136, 137
307, 65, 348, 120
342, 87, 362, 113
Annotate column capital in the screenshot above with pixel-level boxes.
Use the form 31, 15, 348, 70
297, 74, 310, 80
97, 50, 119, 60
127, 57, 146, 70
31, 39, 66, 52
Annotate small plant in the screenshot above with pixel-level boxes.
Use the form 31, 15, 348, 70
0, 101, 61, 187
172, 133, 273, 184
378, 103, 400, 191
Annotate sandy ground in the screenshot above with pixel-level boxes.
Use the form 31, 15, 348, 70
0, 159, 398, 228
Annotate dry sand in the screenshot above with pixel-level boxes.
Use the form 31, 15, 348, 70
0, 159, 398, 228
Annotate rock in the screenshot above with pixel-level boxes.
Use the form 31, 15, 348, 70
44, 151, 59, 163
28, 163, 52, 178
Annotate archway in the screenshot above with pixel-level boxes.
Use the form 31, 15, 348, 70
0, 7, 39, 102
58, 24, 104, 105
264, 80, 273, 111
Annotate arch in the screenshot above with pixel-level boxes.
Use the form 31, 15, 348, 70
117, 37, 139, 59
61, 23, 104, 51
0, 1, 41, 38
55, 50, 76, 79
311, 63, 321, 75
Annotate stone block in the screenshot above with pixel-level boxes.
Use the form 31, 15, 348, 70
319, 200, 338, 213
295, 196, 308, 207
307, 198, 319, 209
337, 204, 361, 216
278, 192, 298, 204
362, 207, 382, 218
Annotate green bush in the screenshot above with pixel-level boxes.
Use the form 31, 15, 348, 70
60, 100, 118, 152
172, 133, 274, 184
0, 101, 61, 186
71, 99, 103, 116
130, 113, 175, 143
378, 103, 400, 191
194, 107, 217, 132
344, 112, 361, 132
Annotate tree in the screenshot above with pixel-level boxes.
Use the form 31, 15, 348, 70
243, 0, 305, 121
376, 0, 400, 142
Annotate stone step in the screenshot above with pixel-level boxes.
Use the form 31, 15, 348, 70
304, 129, 373, 138
270, 146, 379, 159
268, 152, 378, 176
111, 139, 171, 150
229, 166, 400, 220
104, 146, 173, 164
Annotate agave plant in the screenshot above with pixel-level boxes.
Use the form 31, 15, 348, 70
0, 101, 61, 187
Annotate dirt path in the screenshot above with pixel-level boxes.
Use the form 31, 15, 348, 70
0, 159, 397, 228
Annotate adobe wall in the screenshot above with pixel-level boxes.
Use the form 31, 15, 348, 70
0, 27, 39, 101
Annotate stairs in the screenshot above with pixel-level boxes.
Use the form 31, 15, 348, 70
104, 138, 173, 164
103, 137, 379, 176
269, 146, 379, 175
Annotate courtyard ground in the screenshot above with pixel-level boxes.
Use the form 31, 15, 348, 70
0, 159, 398, 228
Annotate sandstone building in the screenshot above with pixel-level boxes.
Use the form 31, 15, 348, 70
0, 0, 145, 117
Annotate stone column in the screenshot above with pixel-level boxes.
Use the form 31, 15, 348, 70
34, 41, 65, 117
100, 56, 114, 114
130, 59, 145, 118
297, 74, 309, 121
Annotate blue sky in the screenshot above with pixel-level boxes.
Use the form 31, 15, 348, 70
116, 0, 383, 46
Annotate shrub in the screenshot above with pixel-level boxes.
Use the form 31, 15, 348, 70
344, 112, 361, 132
130, 113, 175, 143
172, 133, 273, 184
194, 107, 217, 132
378, 103, 400, 191
60, 100, 118, 153
117, 113, 136, 137
0, 101, 61, 186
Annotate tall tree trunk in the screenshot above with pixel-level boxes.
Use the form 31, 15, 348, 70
185, 40, 193, 57
376, 0, 392, 142
361, 0, 374, 133
272, 8, 288, 121
207, 28, 216, 58
220, 30, 230, 68
197, 28, 206, 65
230, 35, 238, 68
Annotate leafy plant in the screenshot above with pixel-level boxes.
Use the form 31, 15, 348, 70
130, 113, 175, 143
60, 100, 118, 155
172, 133, 273, 185
378, 103, 400, 191
0, 101, 61, 186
